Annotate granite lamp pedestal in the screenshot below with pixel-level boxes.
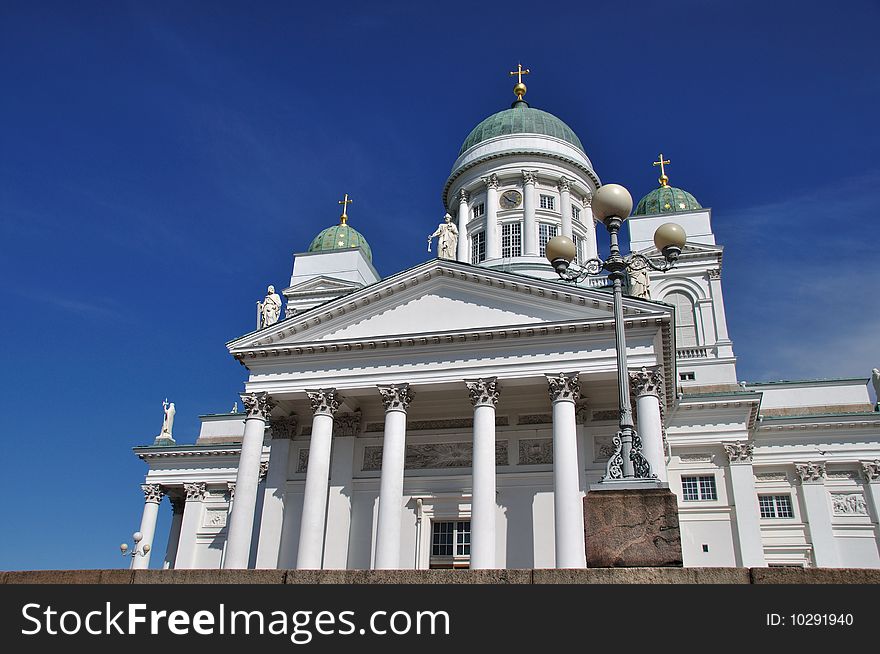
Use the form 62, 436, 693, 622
584, 484, 683, 567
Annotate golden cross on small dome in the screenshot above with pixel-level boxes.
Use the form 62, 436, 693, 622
653, 153, 671, 187
509, 63, 530, 100
338, 193, 353, 224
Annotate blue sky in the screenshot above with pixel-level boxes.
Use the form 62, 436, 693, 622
1, 1, 878, 570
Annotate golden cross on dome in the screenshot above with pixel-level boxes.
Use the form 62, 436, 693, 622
338, 193, 352, 224
509, 63, 530, 100
653, 153, 671, 187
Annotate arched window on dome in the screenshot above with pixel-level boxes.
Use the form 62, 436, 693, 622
665, 291, 698, 347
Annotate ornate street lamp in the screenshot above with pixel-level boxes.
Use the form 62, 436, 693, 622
120, 531, 151, 567
545, 183, 686, 481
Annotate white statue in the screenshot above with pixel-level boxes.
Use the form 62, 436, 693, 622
872, 368, 880, 409
428, 213, 459, 260
231, 402, 239, 414
257, 285, 283, 328
628, 267, 651, 299
160, 399, 175, 437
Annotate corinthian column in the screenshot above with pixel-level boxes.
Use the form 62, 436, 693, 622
722, 442, 766, 567
465, 377, 500, 569
547, 372, 586, 568
522, 170, 538, 255
795, 462, 840, 567
558, 177, 573, 240
224, 391, 274, 569
457, 189, 469, 262
374, 384, 415, 569
482, 174, 500, 259
296, 388, 340, 569
629, 366, 667, 482
133, 483, 164, 569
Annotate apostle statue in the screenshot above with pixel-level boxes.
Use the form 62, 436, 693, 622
154, 399, 177, 445
628, 267, 651, 299
428, 213, 459, 260
257, 285, 283, 329
872, 368, 880, 411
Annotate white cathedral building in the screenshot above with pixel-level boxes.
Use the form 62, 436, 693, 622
130, 78, 880, 572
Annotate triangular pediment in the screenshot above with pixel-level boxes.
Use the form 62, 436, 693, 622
229, 259, 670, 351
284, 275, 362, 296
636, 241, 722, 257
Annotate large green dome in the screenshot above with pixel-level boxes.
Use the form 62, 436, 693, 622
634, 185, 702, 216
307, 222, 372, 261
459, 101, 584, 156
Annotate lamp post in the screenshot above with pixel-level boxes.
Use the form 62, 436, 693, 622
120, 531, 151, 568
545, 183, 686, 482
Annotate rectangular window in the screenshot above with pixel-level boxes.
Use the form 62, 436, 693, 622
471, 231, 486, 264
540, 194, 555, 210
571, 205, 581, 221
573, 233, 582, 263
501, 222, 522, 258
538, 223, 558, 257
430, 520, 471, 568
759, 494, 794, 518
679, 371, 696, 381
681, 475, 717, 501
472, 203, 485, 219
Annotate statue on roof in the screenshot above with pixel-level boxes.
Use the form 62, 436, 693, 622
257, 285, 283, 329
872, 368, 880, 411
428, 213, 458, 260
153, 398, 176, 445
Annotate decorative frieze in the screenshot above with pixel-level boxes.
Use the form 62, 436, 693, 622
679, 453, 713, 463
362, 441, 509, 471
306, 388, 340, 417
333, 411, 362, 438
269, 414, 298, 440
518, 413, 552, 425
378, 384, 414, 412
547, 372, 580, 403
861, 460, 880, 482
519, 438, 553, 465
364, 416, 509, 432
592, 409, 619, 422
754, 471, 788, 482
795, 462, 826, 483
184, 482, 207, 502
629, 366, 664, 399
831, 493, 868, 516
296, 449, 309, 473
202, 507, 228, 528
826, 470, 860, 481
241, 392, 275, 420
141, 483, 165, 504
723, 442, 754, 464
465, 377, 501, 408
593, 435, 617, 463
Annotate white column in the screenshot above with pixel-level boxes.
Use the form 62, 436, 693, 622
323, 413, 359, 568
224, 392, 274, 569
464, 377, 501, 569
374, 384, 415, 569
255, 414, 297, 568
723, 443, 767, 567
297, 388, 339, 569
163, 495, 184, 569
133, 484, 165, 569
707, 269, 733, 356
796, 462, 840, 567
558, 177, 573, 240
861, 461, 880, 552
456, 189, 469, 262
482, 174, 500, 259
629, 366, 668, 483
175, 482, 206, 569
547, 373, 587, 568
522, 170, 538, 256
583, 192, 599, 260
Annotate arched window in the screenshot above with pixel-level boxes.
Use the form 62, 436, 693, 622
665, 291, 698, 347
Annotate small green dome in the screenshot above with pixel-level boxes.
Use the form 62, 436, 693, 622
634, 185, 702, 216
307, 222, 372, 261
459, 101, 584, 156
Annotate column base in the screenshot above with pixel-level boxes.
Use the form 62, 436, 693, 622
584, 487, 682, 567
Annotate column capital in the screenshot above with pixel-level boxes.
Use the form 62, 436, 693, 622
707, 268, 722, 281
184, 482, 207, 502
795, 461, 826, 484
269, 413, 298, 440
583, 188, 593, 208
556, 176, 572, 192
629, 365, 664, 399
378, 384, 414, 413
305, 388, 340, 417
521, 169, 538, 185
333, 410, 362, 437
465, 377, 501, 407
458, 188, 469, 204
259, 461, 270, 482
481, 173, 499, 189
226, 482, 236, 501
241, 392, 275, 420
546, 372, 580, 403
723, 441, 754, 464
861, 459, 880, 483
141, 483, 165, 504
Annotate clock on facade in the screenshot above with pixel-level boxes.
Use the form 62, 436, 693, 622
499, 189, 522, 209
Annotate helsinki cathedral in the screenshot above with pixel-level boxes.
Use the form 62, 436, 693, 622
130, 70, 880, 571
